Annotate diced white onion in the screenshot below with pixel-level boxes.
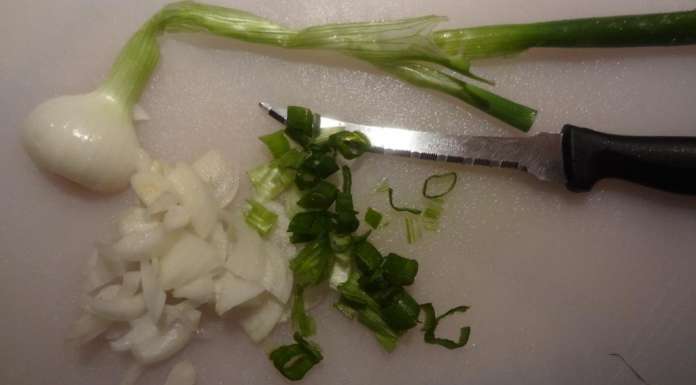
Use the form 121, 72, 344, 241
131, 304, 201, 365
131, 171, 172, 207
261, 242, 293, 304
224, 213, 267, 282
159, 233, 220, 290
167, 163, 217, 238
193, 150, 239, 209
110, 316, 158, 352
140, 261, 166, 323
148, 192, 180, 215
214, 272, 264, 316
108, 225, 167, 262
163, 205, 191, 231
67, 312, 111, 344
118, 207, 159, 236
88, 293, 146, 321
172, 275, 214, 305
238, 293, 285, 343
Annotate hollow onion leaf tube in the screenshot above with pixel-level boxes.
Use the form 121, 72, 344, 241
432, 10, 696, 60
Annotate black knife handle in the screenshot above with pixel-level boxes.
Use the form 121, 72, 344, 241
562, 124, 696, 194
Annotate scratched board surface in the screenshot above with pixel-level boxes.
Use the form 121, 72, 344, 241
2, 1, 696, 384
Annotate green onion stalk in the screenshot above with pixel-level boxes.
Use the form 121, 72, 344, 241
22, 2, 696, 193
104, 2, 696, 131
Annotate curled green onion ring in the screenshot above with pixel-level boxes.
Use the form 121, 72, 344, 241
387, 187, 422, 215
422, 172, 458, 199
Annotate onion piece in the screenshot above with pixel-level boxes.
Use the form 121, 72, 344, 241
225, 213, 267, 282
214, 272, 264, 316
108, 225, 167, 262
238, 293, 285, 343
172, 275, 214, 305
193, 150, 239, 209
167, 163, 217, 239
140, 261, 166, 323
159, 233, 220, 290
148, 192, 180, 215
163, 361, 196, 385
131, 304, 201, 365
131, 171, 172, 207
110, 316, 159, 352
118, 207, 159, 236
83, 249, 118, 293
163, 205, 191, 231
120, 271, 142, 297
261, 242, 293, 304
67, 312, 112, 344
88, 284, 146, 321
208, 223, 227, 265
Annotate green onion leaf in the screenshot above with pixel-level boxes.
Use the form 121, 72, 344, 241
248, 164, 295, 201
269, 333, 323, 381
422, 172, 457, 198
288, 211, 331, 243
297, 181, 338, 210
329, 232, 353, 253
357, 306, 399, 352
243, 200, 278, 236
273, 148, 305, 169
404, 215, 421, 244
286, 106, 317, 148
300, 151, 340, 179
329, 131, 371, 159
334, 299, 358, 319
337, 272, 381, 312
340, 165, 352, 193
351, 240, 383, 275
291, 288, 316, 337
382, 253, 419, 286
259, 130, 291, 158
381, 288, 421, 331
364, 208, 383, 229
421, 198, 443, 231
420, 303, 471, 349
290, 237, 333, 287
387, 187, 421, 214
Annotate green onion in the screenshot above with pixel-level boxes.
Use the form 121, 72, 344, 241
420, 303, 471, 349
364, 208, 383, 229
286, 106, 317, 147
329, 131, 371, 159
248, 164, 295, 201
329, 232, 353, 253
356, 306, 399, 352
259, 130, 291, 158
287, 211, 331, 243
386, 187, 421, 215
297, 181, 338, 210
404, 216, 421, 244
243, 200, 278, 236
291, 288, 316, 337
421, 198, 443, 231
269, 332, 323, 381
289, 238, 334, 287
422, 172, 457, 199
381, 288, 421, 331
273, 148, 305, 169
351, 240, 383, 275
333, 166, 359, 234
336, 272, 381, 312
382, 253, 418, 286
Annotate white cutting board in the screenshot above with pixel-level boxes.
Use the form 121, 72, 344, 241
2, 1, 696, 384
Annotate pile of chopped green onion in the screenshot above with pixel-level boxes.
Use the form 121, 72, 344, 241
246, 106, 471, 380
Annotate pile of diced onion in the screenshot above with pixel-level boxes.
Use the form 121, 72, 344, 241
69, 150, 295, 384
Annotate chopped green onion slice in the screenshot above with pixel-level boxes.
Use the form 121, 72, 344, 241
248, 164, 295, 201
273, 148, 305, 169
294, 170, 321, 191
421, 198, 443, 231
329, 131, 371, 160
291, 288, 316, 337
356, 306, 399, 352
340, 165, 352, 193
288, 211, 331, 243
337, 272, 381, 312
422, 172, 458, 199
381, 288, 421, 331
364, 207, 383, 229
404, 215, 421, 244
259, 130, 291, 158
351, 240, 383, 275
244, 200, 278, 236
382, 253, 418, 286
300, 151, 339, 179
290, 238, 333, 287
297, 180, 338, 210
334, 299, 358, 319
286, 106, 317, 147
387, 187, 421, 215
420, 303, 471, 349
329, 232, 353, 253
269, 333, 323, 381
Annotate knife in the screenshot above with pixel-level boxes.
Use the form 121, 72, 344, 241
259, 102, 696, 194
